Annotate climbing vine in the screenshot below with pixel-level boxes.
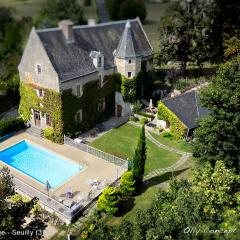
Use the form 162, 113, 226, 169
19, 82, 63, 143
19, 74, 119, 142
62, 75, 117, 137
158, 102, 187, 139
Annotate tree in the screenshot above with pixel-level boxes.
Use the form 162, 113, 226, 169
119, 0, 146, 22
193, 56, 240, 172
105, 0, 147, 22
132, 125, 147, 186
121, 76, 137, 103
97, 187, 119, 215
119, 171, 135, 197
35, 0, 85, 28
0, 167, 46, 240
224, 36, 240, 59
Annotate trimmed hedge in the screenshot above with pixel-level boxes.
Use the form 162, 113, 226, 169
158, 102, 187, 139
0, 117, 25, 137
135, 111, 154, 119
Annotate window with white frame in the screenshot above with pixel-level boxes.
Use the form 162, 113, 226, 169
36, 64, 42, 74
98, 98, 106, 112
75, 110, 82, 123
76, 84, 83, 97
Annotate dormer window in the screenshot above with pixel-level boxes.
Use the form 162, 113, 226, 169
36, 64, 42, 74
90, 51, 104, 69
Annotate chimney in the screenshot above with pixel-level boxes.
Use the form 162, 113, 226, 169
58, 20, 75, 43
88, 19, 96, 26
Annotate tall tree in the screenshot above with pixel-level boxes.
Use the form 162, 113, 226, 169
132, 125, 147, 186
194, 56, 240, 172
35, 0, 85, 28
0, 167, 46, 240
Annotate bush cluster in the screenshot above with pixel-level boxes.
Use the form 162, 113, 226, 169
0, 117, 25, 137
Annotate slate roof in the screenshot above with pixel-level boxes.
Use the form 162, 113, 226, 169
115, 21, 140, 58
36, 19, 153, 82
162, 90, 210, 130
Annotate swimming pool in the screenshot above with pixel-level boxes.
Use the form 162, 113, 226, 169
0, 140, 83, 188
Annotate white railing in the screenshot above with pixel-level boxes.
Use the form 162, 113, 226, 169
64, 136, 128, 169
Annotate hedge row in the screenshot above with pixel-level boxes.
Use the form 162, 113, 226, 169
0, 117, 25, 137
158, 102, 187, 139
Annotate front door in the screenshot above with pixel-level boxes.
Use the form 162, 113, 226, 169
117, 105, 122, 117
34, 110, 41, 127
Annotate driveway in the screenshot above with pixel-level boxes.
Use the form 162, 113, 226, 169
96, 0, 109, 22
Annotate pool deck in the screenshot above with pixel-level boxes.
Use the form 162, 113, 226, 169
0, 131, 126, 223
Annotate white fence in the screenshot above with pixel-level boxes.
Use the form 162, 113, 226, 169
64, 136, 128, 169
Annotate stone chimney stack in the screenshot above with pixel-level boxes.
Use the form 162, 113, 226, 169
88, 19, 96, 26
58, 20, 75, 43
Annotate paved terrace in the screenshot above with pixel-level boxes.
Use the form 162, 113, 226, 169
0, 131, 125, 223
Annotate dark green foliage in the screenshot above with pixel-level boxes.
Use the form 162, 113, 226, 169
62, 76, 116, 137
0, 117, 25, 137
0, 167, 46, 240
119, 0, 147, 22
121, 76, 137, 103
84, 0, 91, 6
35, 0, 85, 28
0, 7, 31, 100
132, 101, 143, 113
132, 125, 146, 186
19, 82, 64, 143
194, 56, 240, 172
105, 0, 147, 22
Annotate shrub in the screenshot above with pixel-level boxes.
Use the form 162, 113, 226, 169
97, 187, 119, 215
129, 116, 138, 122
0, 117, 25, 137
136, 111, 154, 119
43, 127, 54, 140
120, 171, 135, 197
140, 117, 148, 125
162, 131, 174, 140
132, 102, 143, 113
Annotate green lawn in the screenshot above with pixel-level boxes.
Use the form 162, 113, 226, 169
90, 123, 181, 175
150, 132, 194, 153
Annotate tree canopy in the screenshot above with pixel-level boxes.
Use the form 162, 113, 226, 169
0, 167, 46, 240
105, 0, 147, 22
194, 55, 240, 172
34, 0, 85, 28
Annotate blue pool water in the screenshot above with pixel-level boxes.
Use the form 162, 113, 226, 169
0, 140, 82, 188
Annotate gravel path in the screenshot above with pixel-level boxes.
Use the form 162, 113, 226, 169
128, 121, 192, 180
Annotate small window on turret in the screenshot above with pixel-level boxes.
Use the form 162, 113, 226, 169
128, 72, 132, 78
36, 64, 42, 74
128, 59, 131, 64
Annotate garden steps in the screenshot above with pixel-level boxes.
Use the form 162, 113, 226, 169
25, 126, 43, 138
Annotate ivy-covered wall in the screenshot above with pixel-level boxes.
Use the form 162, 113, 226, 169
19, 82, 63, 143
158, 102, 187, 139
62, 75, 118, 137
19, 74, 118, 142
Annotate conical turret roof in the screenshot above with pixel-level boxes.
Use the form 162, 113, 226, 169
115, 21, 139, 59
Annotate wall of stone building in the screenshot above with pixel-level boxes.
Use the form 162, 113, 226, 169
115, 57, 141, 78
18, 28, 60, 91
60, 67, 116, 94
